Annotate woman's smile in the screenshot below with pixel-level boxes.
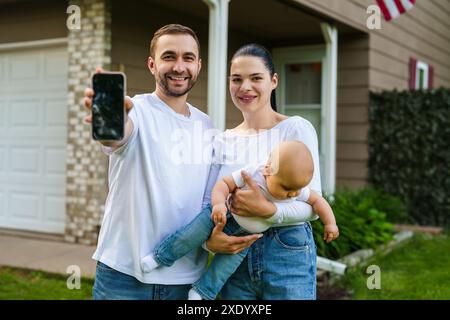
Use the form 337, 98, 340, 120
238, 94, 257, 104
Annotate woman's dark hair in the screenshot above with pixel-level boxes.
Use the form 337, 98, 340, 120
231, 44, 277, 111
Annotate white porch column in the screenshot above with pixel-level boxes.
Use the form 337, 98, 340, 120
203, 0, 229, 131
320, 23, 338, 195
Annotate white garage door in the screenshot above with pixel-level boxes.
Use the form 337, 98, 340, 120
0, 44, 68, 234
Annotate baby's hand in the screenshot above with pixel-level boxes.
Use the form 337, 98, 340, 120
323, 224, 339, 243
211, 204, 228, 225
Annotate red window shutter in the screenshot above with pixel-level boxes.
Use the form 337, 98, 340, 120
409, 57, 417, 89
428, 65, 434, 89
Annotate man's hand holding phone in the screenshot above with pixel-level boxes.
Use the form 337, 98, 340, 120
84, 68, 134, 149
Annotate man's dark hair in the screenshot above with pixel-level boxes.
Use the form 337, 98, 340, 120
150, 24, 201, 58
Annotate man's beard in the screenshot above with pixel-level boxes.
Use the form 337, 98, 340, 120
157, 72, 197, 97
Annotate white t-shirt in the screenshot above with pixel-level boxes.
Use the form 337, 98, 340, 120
92, 92, 214, 284
230, 163, 310, 233
203, 116, 321, 227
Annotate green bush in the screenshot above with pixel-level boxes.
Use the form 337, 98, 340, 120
313, 188, 395, 260
369, 88, 450, 227
356, 187, 409, 224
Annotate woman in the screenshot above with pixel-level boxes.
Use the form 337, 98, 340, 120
204, 44, 321, 299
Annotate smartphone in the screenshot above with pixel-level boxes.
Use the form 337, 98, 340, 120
92, 72, 126, 141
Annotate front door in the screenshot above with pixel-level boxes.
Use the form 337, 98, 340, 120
273, 45, 326, 188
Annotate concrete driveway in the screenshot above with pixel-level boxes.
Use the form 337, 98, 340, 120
0, 234, 96, 278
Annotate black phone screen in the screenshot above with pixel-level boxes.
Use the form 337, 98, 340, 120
92, 73, 125, 141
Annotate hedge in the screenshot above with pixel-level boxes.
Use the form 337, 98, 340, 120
368, 88, 450, 226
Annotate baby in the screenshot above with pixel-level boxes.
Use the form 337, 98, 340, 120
141, 140, 339, 300
212, 140, 339, 239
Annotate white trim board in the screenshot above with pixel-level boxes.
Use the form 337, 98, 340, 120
0, 38, 68, 52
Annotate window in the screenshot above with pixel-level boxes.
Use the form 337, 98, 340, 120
409, 58, 434, 90
272, 25, 337, 195
273, 45, 333, 193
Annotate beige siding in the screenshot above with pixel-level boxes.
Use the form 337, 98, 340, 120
0, 0, 67, 44
336, 35, 370, 189
293, 0, 368, 32
294, 0, 450, 88
368, 0, 450, 89
294, 0, 450, 190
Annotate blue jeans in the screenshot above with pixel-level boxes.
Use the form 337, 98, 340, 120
152, 204, 251, 300
220, 222, 317, 300
93, 261, 190, 300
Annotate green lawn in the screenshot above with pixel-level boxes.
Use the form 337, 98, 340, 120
338, 233, 450, 299
1, 234, 449, 300
0, 267, 94, 300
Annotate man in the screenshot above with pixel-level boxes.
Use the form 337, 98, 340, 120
84, 24, 261, 300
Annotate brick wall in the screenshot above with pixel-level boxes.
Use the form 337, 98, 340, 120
65, 0, 111, 245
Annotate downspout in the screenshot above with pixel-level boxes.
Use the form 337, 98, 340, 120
320, 23, 337, 195
202, 0, 229, 131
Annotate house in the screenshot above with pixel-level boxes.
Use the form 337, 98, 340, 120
0, 0, 449, 245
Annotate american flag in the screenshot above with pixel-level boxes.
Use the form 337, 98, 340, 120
376, 0, 416, 21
